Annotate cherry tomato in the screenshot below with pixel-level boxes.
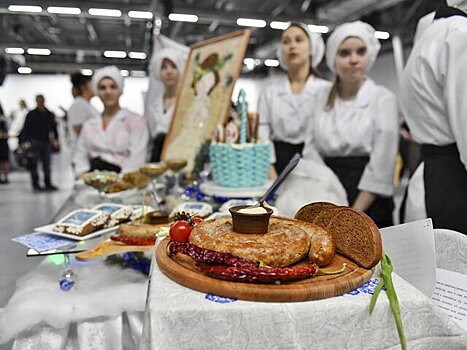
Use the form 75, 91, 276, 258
191, 216, 204, 225
170, 220, 193, 243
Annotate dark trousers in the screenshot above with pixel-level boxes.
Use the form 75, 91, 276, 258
273, 141, 304, 174
324, 156, 394, 228
422, 144, 467, 233
29, 140, 52, 187
150, 133, 166, 162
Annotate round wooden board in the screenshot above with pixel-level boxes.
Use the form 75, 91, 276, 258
156, 238, 374, 302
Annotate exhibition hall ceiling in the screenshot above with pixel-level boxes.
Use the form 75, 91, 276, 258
0, 0, 441, 75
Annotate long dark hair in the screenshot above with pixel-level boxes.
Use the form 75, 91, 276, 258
70, 71, 92, 96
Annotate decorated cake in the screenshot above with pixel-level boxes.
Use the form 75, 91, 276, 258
92, 203, 133, 227
53, 209, 110, 236
209, 89, 271, 188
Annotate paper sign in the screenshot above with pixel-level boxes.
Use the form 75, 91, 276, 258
380, 219, 436, 298
432, 268, 467, 331
12, 233, 74, 252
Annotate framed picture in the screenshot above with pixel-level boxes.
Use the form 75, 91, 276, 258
161, 30, 250, 177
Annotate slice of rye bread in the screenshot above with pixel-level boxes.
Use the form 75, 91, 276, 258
312, 207, 344, 228
294, 202, 339, 223
326, 209, 382, 269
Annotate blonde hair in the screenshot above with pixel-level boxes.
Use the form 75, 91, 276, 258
326, 77, 339, 109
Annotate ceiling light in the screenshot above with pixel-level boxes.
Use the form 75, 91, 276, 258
168, 13, 198, 22
374, 31, 390, 40
27, 48, 51, 55
47, 7, 81, 15
130, 70, 147, 77
81, 69, 93, 76
18, 67, 32, 74
8, 5, 42, 13
5, 47, 24, 54
103, 51, 127, 58
120, 70, 129, 77
129, 52, 147, 60
88, 8, 122, 17
308, 24, 329, 33
270, 21, 289, 30
128, 11, 153, 19
236, 18, 266, 28
243, 58, 255, 70
264, 59, 280, 67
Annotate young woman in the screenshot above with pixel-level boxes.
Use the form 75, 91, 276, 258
305, 21, 399, 227
146, 47, 186, 161
73, 66, 149, 176
400, 1, 467, 232
68, 71, 99, 140
258, 22, 330, 174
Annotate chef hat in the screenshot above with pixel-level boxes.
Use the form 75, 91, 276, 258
150, 47, 186, 81
277, 22, 325, 70
92, 66, 124, 94
447, 0, 467, 11
325, 21, 381, 73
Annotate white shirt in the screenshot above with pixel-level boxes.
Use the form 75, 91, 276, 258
257, 75, 331, 162
68, 96, 100, 142
306, 78, 399, 196
399, 15, 467, 170
73, 109, 149, 175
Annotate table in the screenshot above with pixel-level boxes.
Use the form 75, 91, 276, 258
0, 185, 151, 349
140, 251, 467, 350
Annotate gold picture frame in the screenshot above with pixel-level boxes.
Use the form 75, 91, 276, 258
161, 30, 250, 177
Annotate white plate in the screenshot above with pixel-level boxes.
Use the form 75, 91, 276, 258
200, 180, 272, 198
34, 224, 118, 241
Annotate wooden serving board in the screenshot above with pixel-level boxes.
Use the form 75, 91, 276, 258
76, 241, 154, 261
156, 238, 373, 302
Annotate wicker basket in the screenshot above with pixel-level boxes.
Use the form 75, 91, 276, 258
209, 142, 271, 188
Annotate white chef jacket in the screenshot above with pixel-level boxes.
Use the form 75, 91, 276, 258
144, 83, 175, 137
306, 78, 399, 197
399, 15, 467, 170
257, 75, 331, 162
68, 96, 100, 144
73, 109, 149, 175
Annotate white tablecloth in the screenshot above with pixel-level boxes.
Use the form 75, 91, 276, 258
0, 256, 149, 349
140, 254, 467, 350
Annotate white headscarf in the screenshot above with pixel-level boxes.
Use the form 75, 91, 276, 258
92, 66, 124, 94
277, 22, 325, 70
325, 21, 381, 73
150, 47, 186, 81
447, 0, 467, 11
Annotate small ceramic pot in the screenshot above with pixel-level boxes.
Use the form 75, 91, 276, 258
229, 205, 273, 234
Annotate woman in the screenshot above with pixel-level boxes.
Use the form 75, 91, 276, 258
0, 104, 9, 184
73, 66, 149, 177
305, 21, 399, 227
258, 22, 329, 174
399, 1, 467, 232
146, 42, 187, 161
68, 71, 100, 140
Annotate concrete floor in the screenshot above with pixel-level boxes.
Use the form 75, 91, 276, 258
0, 151, 74, 349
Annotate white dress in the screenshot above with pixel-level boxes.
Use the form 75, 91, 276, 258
73, 109, 149, 175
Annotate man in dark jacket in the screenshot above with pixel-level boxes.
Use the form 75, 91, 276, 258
21, 94, 59, 191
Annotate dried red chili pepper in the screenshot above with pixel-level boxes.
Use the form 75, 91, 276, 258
168, 242, 259, 268
197, 264, 318, 284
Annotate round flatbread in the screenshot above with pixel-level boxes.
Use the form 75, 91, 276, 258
189, 217, 311, 268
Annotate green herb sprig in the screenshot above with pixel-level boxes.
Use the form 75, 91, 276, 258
370, 252, 407, 350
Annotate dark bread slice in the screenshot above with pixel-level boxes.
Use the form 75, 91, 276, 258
294, 202, 338, 223
326, 209, 382, 269
312, 207, 343, 228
